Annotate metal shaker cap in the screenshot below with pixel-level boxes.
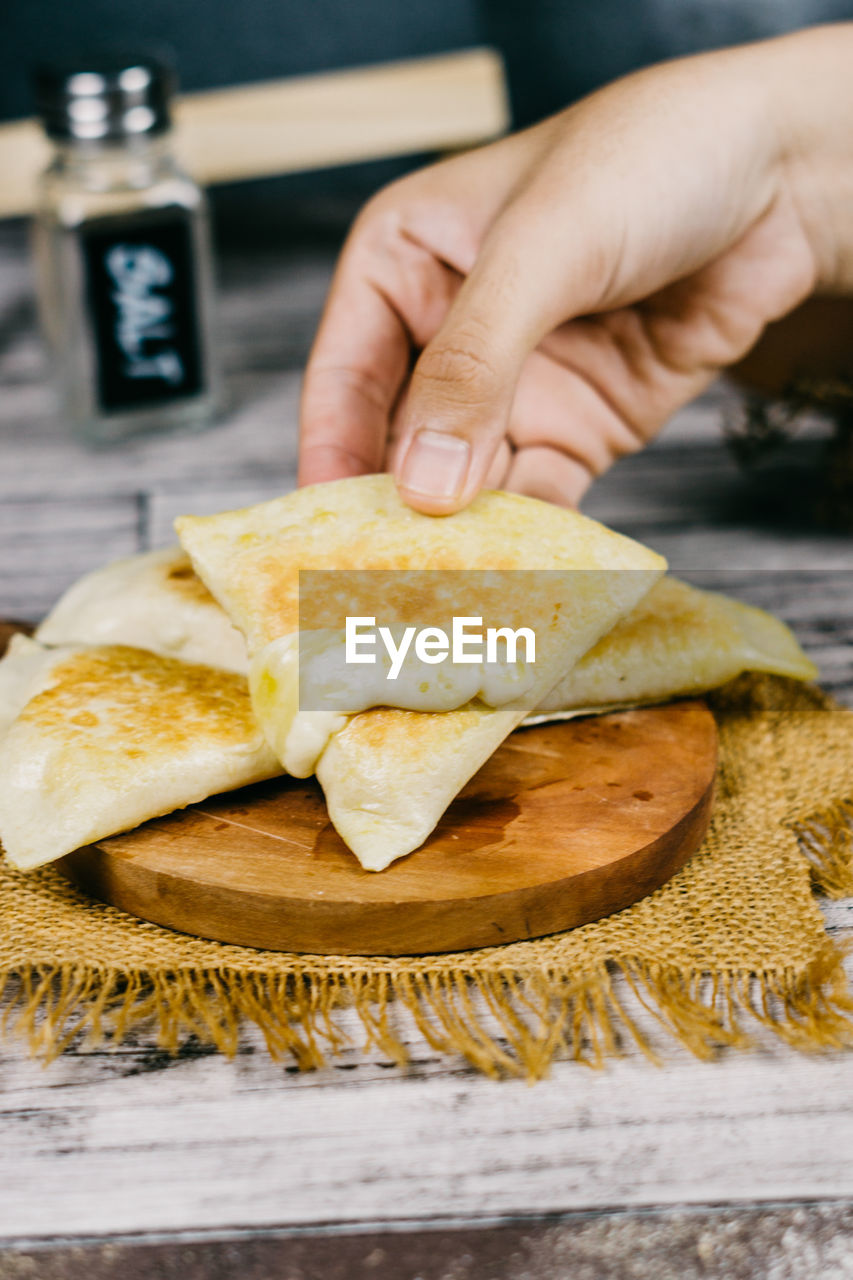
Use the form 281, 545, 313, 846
33, 54, 175, 142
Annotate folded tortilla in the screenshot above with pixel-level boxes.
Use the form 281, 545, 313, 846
36, 546, 248, 674
0, 633, 54, 739
177, 474, 665, 870
0, 641, 281, 870
529, 576, 818, 722
3, 513, 815, 874
31, 550, 815, 729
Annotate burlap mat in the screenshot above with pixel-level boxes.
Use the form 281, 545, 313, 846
2, 673, 852, 1078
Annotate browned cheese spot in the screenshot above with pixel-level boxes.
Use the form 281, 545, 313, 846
21, 647, 257, 750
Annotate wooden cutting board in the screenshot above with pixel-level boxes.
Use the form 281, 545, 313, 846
1, 620, 716, 955
57, 701, 717, 956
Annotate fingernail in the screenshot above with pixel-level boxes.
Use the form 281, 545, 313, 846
399, 430, 471, 500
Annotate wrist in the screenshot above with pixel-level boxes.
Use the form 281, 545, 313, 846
768, 23, 853, 293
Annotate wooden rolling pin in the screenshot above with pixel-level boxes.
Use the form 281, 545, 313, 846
0, 48, 509, 220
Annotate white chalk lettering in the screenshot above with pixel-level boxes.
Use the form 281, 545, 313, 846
105, 244, 185, 385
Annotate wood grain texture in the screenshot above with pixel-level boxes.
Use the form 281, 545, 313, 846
4, 1027, 853, 1241
9, 1204, 853, 1280
59, 703, 716, 955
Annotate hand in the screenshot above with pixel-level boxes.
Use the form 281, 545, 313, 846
299, 25, 853, 512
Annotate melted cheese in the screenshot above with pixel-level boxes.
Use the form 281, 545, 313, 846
249, 628, 537, 778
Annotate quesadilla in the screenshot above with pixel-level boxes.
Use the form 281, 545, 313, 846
36, 546, 248, 674
529, 576, 817, 721
29, 554, 815, 729
0, 642, 281, 870
0, 633, 54, 739
176, 474, 665, 870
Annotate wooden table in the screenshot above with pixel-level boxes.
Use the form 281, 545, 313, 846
1, 218, 852, 1280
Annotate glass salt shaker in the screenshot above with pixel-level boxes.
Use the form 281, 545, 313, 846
31, 54, 219, 444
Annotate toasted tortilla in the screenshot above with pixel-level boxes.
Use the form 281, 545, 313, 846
177, 475, 665, 870
0, 633, 54, 739
30, 552, 815, 735
527, 576, 817, 722
0, 643, 281, 870
36, 546, 248, 674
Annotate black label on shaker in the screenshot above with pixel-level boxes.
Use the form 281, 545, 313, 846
81, 208, 204, 411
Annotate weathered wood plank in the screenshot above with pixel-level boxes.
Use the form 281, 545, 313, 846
0, 381, 302, 505
6, 1202, 853, 1280
0, 497, 140, 619
145, 480, 297, 549
2, 1001, 853, 1240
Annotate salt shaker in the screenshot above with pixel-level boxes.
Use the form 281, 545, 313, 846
31, 55, 219, 444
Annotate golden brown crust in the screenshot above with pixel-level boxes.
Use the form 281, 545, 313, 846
22, 646, 258, 751
177, 476, 667, 651
163, 555, 220, 606
176, 476, 667, 869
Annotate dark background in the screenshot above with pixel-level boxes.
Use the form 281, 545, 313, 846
3, 0, 853, 234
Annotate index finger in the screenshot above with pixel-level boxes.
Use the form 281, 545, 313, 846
298, 259, 411, 487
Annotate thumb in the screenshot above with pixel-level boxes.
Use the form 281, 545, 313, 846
394, 229, 544, 514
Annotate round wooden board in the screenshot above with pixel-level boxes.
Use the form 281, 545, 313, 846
59, 700, 718, 956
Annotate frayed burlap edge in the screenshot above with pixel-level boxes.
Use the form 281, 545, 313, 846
794, 798, 853, 900
2, 875, 853, 1083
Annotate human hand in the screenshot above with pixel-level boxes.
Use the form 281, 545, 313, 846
300, 25, 853, 512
